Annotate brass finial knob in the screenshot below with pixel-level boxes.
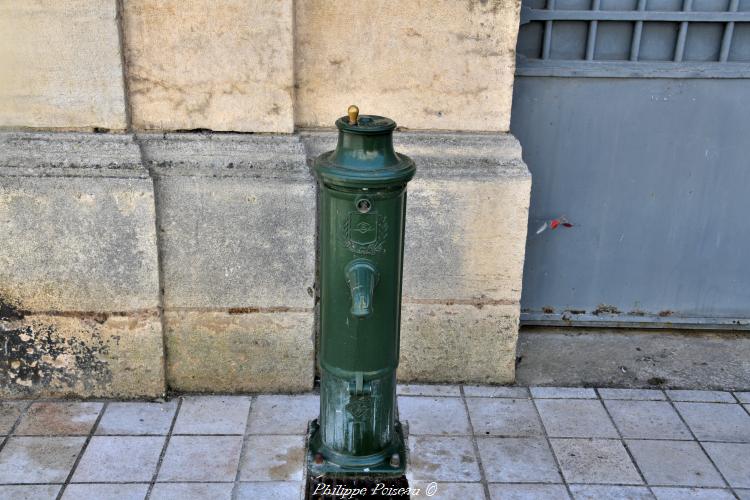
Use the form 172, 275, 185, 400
347, 105, 359, 125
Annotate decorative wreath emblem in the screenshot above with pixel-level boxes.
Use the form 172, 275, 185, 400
345, 395, 372, 421
342, 212, 388, 255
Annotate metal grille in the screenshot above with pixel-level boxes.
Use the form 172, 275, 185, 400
517, 0, 750, 77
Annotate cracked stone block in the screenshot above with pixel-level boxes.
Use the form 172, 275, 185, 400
0, 1, 126, 130
124, 0, 294, 132
295, 0, 521, 131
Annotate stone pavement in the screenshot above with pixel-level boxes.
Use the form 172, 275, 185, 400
0, 386, 748, 499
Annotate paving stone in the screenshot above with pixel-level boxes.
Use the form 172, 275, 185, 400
247, 395, 318, 435
408, 481, 485, 499
478, 437, 561, 483
172, 396, 251, 435
157, 435, 243, 482
735, 392, 750, 404
598, 389, 666, 401
489, 483, 570, 500
466, 398, 544, 437
0, 436, 85, 483
702, 442, 750, 488
627, 440, 723, 487
236, 482, 303, 499
569, 485, 654, 499
551, 438, 642, 485
61, 483, 149, 500
464, 386, 530, 398
14, 402, 102, 435
0, 402, 26, 435
399, 396, 470, 435
71, 436, 165, 482
0, 485, 61, 499
666, 391, 736, 403
604, 400, 691, 440
736, 490, 750, 500
150, 482, 234, 500
397, 384, 461, 397
674, 402, 750, 442
531, 387, 597, 399
238, 435, 305, 481
651, 487, 735, 499
408, 436, 480, 482
536, 399, 618, 438
96, 401, 177, 435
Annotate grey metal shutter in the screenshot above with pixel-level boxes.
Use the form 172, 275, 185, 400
512, 0, 750, 329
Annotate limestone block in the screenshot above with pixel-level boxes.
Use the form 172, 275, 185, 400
302, 130, 530, 383
139, 133, 315, 310
0, 0, 126, 130
164, 310, 314, 392
0, 312, 165, 398
295, 0, 521, 131
0, 133, 160, 313
124, 0, 294, 132
399, 303, 519, 384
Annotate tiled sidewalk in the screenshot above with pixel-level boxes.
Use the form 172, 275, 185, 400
0, 387, 749, 499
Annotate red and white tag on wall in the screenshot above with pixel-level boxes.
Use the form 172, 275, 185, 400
536, 216, 574, 235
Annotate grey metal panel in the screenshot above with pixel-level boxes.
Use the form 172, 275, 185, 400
511, 77, 750, 327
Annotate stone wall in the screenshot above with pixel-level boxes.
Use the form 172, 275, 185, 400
0, 133, 163, 398
0, 1, 528, 397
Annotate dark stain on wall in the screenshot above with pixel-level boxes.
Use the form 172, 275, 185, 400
0, 320, 112, 395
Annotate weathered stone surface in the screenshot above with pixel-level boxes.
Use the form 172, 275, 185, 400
124, 0, 294, 132
0, 132, 163, 399
516, 327, 750, 390
303, 131, 530, 384
295, 0, 521, 131
399, 303, 519, 384
139, 133, 315, 310
164, 310, 314, 393
0, 1, 126, 130
0, 133, 159, 312
0, 313, 165, 399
